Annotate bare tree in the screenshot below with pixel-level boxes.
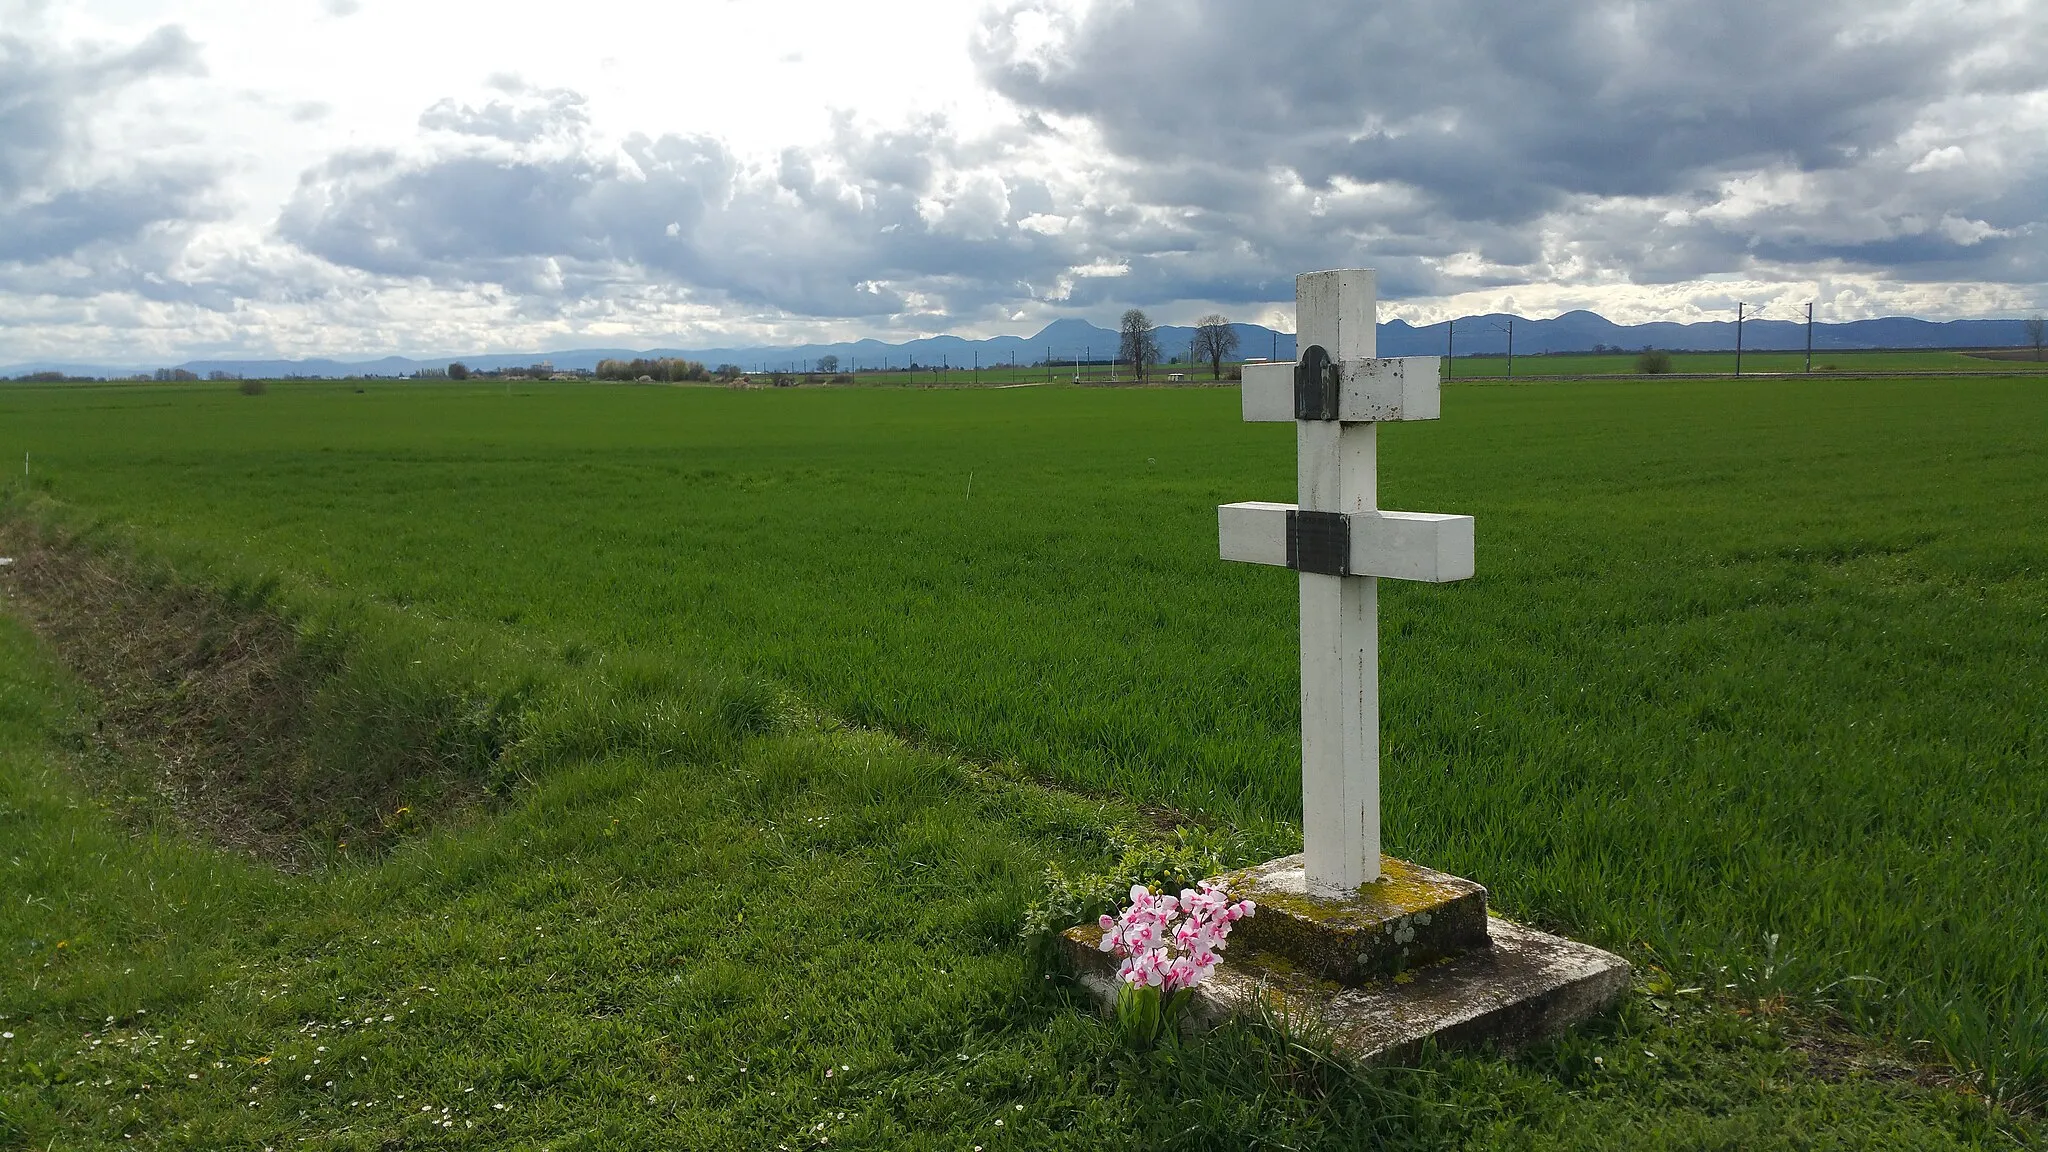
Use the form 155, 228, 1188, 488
1192, 314, 1240, 381
1119, 308, 1159, 381
2028, 314, 2045, 361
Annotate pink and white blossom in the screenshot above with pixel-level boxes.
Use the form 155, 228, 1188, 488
1096, 881, 1255, 994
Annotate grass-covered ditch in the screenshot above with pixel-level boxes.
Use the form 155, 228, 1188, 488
0, 514, 779, 866
1, 374, 2044, 1146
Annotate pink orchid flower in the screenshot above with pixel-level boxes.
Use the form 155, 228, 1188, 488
1097, 882, 1256, 994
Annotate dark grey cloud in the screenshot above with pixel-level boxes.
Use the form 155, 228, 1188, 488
419, 86, 589, 143
0, 25, 202, 198
0, 177, 211, 263
973, 0, 2048, 299
0, 24, 213, 278
15, 1, 2043, 364
280, 108, 1089, 320
826, 111, 946, 191
267, 0, 2048, 337
981, 0, 2033, 216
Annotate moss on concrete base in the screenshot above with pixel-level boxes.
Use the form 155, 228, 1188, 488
1216, 854, 1489, 985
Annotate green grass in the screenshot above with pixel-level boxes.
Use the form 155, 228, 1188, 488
1447, 349, 2048, 376
740, 363, 1224, 386
0, 588, 2027, 1149
704, 347, 2048, 385
1, 374, 2045, 1145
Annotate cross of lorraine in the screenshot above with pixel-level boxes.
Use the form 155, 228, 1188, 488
1218, 268, 1474, 897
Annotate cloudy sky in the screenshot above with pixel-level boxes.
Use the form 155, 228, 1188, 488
5, 0, 2045, 363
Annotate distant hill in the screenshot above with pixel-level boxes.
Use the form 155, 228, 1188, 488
5, 314, 2037, 380
1377, 312, 2034, 358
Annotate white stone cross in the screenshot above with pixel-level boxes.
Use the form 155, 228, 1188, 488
1219, 269, 1474, 897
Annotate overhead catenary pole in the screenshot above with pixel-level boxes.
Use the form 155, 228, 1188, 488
1735, 302, 1746, 378
1806, 302, 1814, 374
1445, 318, 1455, 379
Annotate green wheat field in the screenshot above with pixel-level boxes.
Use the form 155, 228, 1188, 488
1, 374, 2043, 1148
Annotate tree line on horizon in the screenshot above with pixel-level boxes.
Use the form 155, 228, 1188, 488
1117, 311, 1242, 381
592, 357, 714, 382
9, 313, 2046, 387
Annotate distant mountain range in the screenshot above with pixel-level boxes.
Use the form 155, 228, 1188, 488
5, 313, 2039, 380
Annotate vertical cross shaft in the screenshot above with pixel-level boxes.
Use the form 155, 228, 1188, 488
1296, 270, 1382, 894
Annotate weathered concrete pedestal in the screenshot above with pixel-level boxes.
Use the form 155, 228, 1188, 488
1059, 854, 1630, 1061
